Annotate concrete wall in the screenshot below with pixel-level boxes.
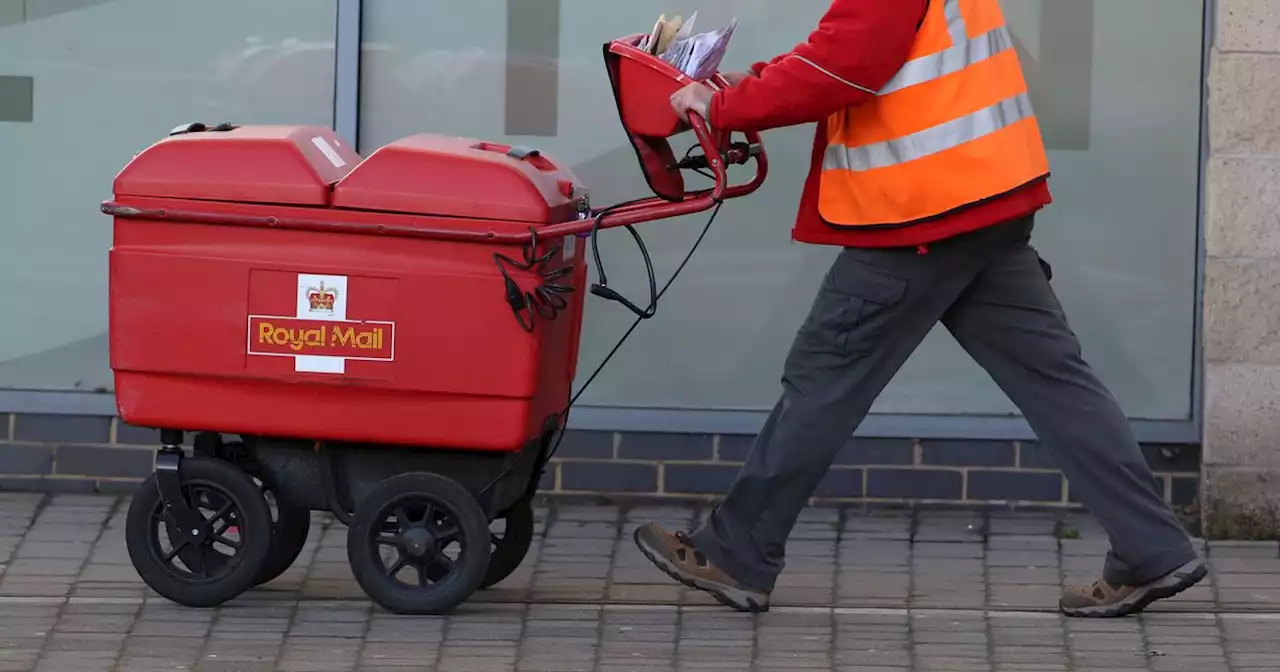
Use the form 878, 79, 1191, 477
1203, 0, 1280, 536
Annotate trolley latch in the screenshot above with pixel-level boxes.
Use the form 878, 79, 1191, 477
168, 122, 236, 136
505, 145, 542, 160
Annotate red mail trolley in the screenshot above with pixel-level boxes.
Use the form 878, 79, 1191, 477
106, 36, 767, 614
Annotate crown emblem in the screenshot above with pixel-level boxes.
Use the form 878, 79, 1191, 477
307, 282, 339, 312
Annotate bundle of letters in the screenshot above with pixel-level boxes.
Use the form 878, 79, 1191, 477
637, 12, 738, 81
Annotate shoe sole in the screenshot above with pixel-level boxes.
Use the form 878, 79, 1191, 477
633, 529, 769, 613
1060, 560, 1209, 618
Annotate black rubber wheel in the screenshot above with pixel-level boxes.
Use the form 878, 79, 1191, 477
254, 488, 311, 587
347, 472, 490, 615
217, 440, 311, 587
125, 457, 272, 608
480, 500, 535, 589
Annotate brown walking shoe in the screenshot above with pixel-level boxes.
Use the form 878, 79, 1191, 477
633, 523, 771, 613
1059, 559, 1208, 618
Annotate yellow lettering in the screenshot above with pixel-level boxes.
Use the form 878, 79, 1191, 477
331, 327, 355, 348
356, 331, 374, 349
258, 322, 273, 343
304, 328, 325, 348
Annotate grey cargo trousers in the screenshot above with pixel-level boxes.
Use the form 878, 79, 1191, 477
689, 214, 1196, 592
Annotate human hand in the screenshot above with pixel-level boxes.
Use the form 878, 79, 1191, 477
670, 81, 715, 124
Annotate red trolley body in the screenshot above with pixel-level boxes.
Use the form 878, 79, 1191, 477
110, 126, 590, 452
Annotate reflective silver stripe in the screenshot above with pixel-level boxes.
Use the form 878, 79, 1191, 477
824, 92, 1034, 172
879, 26, 1013, 94
791, 1, 970, 97
944, 0, 968, 45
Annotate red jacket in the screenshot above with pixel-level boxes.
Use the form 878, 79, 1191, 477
708, 0, 1051, 249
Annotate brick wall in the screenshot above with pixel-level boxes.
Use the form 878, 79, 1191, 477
547, 431, 1198, 508
0, 413, 154, 494
0, 412, 1200, 508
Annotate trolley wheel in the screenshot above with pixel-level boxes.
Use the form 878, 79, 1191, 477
254, 488, 311, 587
480, 500, 535, 589
347, 473, 490, 615
219, 441, 311, 587
125, 457, 272, 608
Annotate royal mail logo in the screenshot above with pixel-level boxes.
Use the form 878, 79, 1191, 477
249, 317, 394, 359
247, 273, 395, 375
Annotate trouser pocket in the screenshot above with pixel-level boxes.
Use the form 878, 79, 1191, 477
796, 251, 909, 356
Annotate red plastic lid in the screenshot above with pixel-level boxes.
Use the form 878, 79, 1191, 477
113, 125, 359, 206
331, 134, 583, 223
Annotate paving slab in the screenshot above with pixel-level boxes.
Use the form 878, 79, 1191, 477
0, 495, 1272, 670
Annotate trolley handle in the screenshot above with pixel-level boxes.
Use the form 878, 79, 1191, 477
707, 71, 768, 200
532, 115, 767, 242
688, 112, 728, 202
674, 141, 763, 171
723, 129, 768, 200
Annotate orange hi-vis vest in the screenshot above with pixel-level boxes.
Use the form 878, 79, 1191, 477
819, 0, 1050, 228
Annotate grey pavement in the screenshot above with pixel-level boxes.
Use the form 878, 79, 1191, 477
0, 493, 1279, 671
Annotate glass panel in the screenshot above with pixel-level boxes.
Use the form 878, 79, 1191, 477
0, 0, 337, 393
359, 0, 1204, 421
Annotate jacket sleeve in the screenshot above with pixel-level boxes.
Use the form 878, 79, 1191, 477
711, 0, 926, 133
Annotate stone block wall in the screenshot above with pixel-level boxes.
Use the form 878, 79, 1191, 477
1203, 0, 1280, 536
